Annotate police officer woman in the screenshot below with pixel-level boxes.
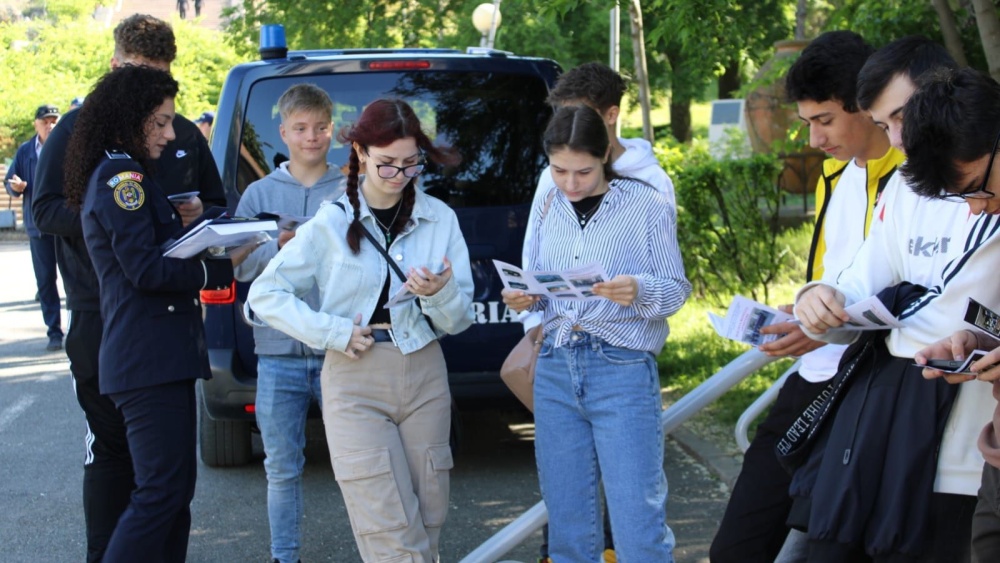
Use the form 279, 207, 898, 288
63, 65, 234, 563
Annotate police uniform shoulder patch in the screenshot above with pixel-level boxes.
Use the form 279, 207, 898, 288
106, 172, 145, 211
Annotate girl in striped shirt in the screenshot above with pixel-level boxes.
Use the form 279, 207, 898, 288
503, 105, 690, 562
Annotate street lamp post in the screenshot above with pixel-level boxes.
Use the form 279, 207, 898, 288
472, 1, 503, 49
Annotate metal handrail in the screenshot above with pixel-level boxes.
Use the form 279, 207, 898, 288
459, 348, 780, 563
734, 359, 800, 452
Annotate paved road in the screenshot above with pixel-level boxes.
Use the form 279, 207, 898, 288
0, 240, 730, 562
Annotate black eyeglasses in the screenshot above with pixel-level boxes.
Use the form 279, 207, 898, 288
941, 129, 1000, 201
373, 162, 425, 179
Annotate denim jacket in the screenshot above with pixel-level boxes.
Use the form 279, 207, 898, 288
246, 188, 474, 355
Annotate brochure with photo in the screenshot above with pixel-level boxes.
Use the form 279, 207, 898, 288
492, 260, 610, 300
708, 295, 795, 346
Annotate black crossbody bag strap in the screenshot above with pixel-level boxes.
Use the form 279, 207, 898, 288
334, 202, 437, 332
333, 201, 408, 282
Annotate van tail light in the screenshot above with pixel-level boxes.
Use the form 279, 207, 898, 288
200, 281, 236, 305
244, 404, 256, 414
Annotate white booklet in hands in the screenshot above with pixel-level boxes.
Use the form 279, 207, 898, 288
161, 207, 279, 258
492, 260, 610, 300
709, 294, 906, 346
708, 295, 795, 346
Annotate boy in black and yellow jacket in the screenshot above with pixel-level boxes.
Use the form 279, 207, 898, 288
711, 31, 903, 563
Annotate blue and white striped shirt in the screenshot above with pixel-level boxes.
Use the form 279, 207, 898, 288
526, 178, 691, 354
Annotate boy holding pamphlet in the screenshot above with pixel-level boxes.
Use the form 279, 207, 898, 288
232, 83, 344, 563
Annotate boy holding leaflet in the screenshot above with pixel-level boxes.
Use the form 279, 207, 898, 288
233, 83, 344, 563
711, 31, 903, 563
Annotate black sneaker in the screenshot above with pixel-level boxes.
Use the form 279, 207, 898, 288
46, 336, 62, 351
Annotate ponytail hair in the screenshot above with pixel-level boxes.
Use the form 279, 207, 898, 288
542, 105, 619, 182
337, 98, 460, 254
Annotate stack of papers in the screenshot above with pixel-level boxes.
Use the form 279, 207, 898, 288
161, 207, 279, 258
492, 260, 609, 300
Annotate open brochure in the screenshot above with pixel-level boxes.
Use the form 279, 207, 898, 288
708, 295, 794, 346
710, 294, 905, 346
492, 260, 609, 300
161, 206, 279, 258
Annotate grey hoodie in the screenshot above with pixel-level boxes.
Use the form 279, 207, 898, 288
234, 162, 345, 356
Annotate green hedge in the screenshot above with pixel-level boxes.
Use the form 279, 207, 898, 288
660, 140, 787, 305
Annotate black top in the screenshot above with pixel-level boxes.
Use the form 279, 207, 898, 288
31, 109, 226, 312
570, 192, 606, 228
368, 201, 403, 325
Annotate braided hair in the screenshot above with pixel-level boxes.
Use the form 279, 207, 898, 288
336, 98, 459, 254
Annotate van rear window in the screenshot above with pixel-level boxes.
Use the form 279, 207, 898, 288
237, 70, 552, 208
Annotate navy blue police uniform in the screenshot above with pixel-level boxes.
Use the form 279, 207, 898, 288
80, 151, 232, 563
31, 109, 225, 563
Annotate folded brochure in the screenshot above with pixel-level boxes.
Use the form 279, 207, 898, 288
492, 259, 609, 300
710, 294, 905, 346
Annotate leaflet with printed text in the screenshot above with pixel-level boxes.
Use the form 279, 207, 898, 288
492, 260, 609, 300
708, 295, 795, 346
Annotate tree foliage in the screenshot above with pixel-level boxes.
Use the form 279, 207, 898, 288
222, 0, 611, 68
0, 17, 243, 159
661, 139, 787, 304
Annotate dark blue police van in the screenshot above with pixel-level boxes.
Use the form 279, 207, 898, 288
197, 32, 561, 466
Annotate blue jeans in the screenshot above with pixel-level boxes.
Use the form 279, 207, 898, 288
29, 233, 62, 339
256, 354, 323, 563
534, 331, 675, 563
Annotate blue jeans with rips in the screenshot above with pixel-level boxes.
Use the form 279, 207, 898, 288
534, 330, 675, 563
256, 354, 323, 563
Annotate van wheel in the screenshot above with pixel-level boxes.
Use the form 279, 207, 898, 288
197, 391, 252, 467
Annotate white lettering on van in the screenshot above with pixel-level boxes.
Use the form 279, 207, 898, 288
472, 301, 519, 324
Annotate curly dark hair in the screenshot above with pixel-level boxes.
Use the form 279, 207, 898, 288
547, 62, 627, 112
337, 98, 460, 255
64, 66, 179, 209
785, 30, 874, 112
113, 14, 176, 64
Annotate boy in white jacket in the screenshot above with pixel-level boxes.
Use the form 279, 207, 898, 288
794, 39, 994, 561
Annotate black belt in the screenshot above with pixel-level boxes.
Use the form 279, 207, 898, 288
370, 328, 395, 343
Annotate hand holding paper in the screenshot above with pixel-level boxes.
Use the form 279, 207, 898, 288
709, 296, 795, 346
492, 260, 610, 300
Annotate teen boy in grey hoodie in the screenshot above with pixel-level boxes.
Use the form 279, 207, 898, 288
233, 83, 344, 563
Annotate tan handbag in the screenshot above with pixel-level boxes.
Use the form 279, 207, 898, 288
500, 325, 543, 412
501, 188, 555, 412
